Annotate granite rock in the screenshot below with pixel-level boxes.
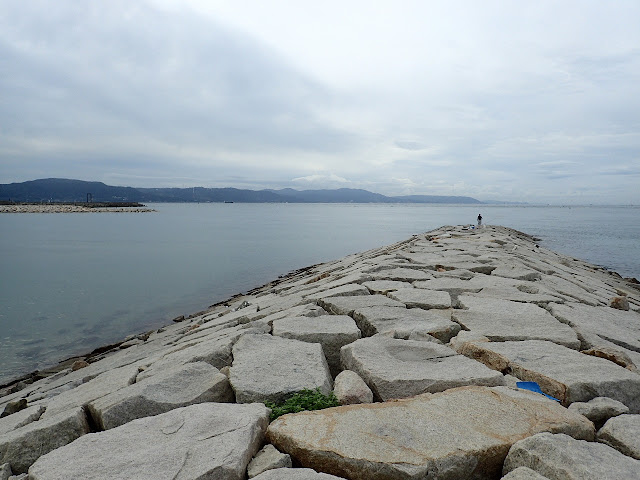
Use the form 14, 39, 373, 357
333, 370, 373, 405
503, 432, 640, 480
567, 397, 629, 426
597, 414, 640, 459
341, 336, 504, 401
252, 468, 346, 480
247, 444, 292, 478
268, 386, 594, 480
230, 334, 332, 404
87, 361, 233, 430
272, 316, 361, 376
28, 403, 269, 480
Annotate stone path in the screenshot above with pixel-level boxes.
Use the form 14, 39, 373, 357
1, 224, 639, 479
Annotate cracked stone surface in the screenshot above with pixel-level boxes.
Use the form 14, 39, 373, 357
28, 403, 269, 480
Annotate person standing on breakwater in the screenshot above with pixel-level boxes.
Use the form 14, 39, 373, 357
477, 214, 482, 227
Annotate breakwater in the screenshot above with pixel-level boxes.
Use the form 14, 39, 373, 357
1, 225, 639, 479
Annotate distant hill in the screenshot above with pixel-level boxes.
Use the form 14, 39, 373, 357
0, 178, 483, 204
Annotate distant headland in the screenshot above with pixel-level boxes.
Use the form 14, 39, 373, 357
0, 178, 494, 204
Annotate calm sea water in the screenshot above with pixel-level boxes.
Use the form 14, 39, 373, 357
1, 203, 638, 384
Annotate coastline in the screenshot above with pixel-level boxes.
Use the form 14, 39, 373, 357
0, 203, 155, 213
1, 224, 640, 478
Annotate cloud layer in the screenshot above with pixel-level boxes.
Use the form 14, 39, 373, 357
1, 0, 639, 203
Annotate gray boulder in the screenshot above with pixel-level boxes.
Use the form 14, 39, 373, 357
272, 316, 361, 376
230, 334, 332, 404
28, 403, 270, 480
0, 408, 90, 474
459, 340, 640, 412
503, 432, 640, 480
0, 405, 45, 436
318, 295, 404, 316
387, 288, 451, 309
352, 306, 460, 342
568, 397, 629, 427
0, 464, 11, 480
87, 361, 233, 430
597, 414, 640, 459
268, 386, 594, 480
247, 444, 292, 478
333, 370, 373, 405
453, 297, 580, 349
341, 336, 504, 401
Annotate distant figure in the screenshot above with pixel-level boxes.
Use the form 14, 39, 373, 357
477, 213, 482, 227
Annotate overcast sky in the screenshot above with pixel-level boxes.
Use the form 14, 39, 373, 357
1, 1, 639, 204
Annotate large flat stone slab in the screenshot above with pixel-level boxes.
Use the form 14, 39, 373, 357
230, 334, 332, 404
352, 306, 460, 341
28, 403, 270, 480
267, 386, 594, 480
548, 302, 640, 352
387, 288, 451, 309
0, 405, 45, 436
39, 365, 140, 419
503, 432, 640, 480
459, 340, 640, 412
454, 297, 580, 348
597, 414, 640, 459
0, 408, 90, 474
272, 316, 361, 376
341, 336, 504, 400
88, 361, 233, 430
318, 295, 404, 316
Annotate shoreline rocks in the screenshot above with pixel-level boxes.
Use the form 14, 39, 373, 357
1, 224, 639, 479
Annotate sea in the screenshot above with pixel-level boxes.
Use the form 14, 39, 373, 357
1, 203, 638, 385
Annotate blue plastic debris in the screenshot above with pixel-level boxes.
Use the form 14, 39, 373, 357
516, 381, 561, 402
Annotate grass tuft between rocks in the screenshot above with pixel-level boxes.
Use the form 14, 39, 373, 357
265, 389, 340, 420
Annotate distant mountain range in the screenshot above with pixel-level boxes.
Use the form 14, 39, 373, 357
0, 178, 484, 204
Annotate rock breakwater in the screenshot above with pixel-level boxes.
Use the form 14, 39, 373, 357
1, 225, 639, 479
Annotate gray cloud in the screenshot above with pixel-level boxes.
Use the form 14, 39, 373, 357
1, 0, 639, 203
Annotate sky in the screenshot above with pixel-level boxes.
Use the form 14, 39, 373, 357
1, 1, 639, 204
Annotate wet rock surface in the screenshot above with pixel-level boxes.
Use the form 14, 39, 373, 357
0, 224, 638, 479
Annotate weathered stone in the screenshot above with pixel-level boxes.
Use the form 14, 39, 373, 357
459, 340, 640, 412
252, 468, 346, 480
548, 302, 640, 353
387, 288, 451, 309
581, 346, 637, 371
87, 362, 233, 430
341, 336, 504, 401
491, 265, 542, 281
362, 280, 409, 294
412, 277, 482, 294
272, 316, 361, 376
501, 467, 550, 480
40, 365, 139, 419
610, 296, 630, 310
568, 397, 629, 426
503, 432, 640, 480
248, 444, 292, 478
0, 408, 90, 474
8, 473, 27, 480
0, 405, 45, 436
70, 360, 89, 371
28, 403, 269, 480
370, 267, 433, 282
333, 370, 373, 405
0, 463, 11, 480
303, 284, 370, 301
352, 306, 460, 342
454, 297, 580, 349
318, 295, 404, 316
597, 414, 640, 459
230, 334, 332, 404
0, 400, 27, 418
268, 386, 594, 480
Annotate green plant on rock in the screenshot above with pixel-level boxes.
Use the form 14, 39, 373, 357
265, 388, 339, 421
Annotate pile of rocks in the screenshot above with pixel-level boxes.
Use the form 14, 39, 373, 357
1, 225, 639, 479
